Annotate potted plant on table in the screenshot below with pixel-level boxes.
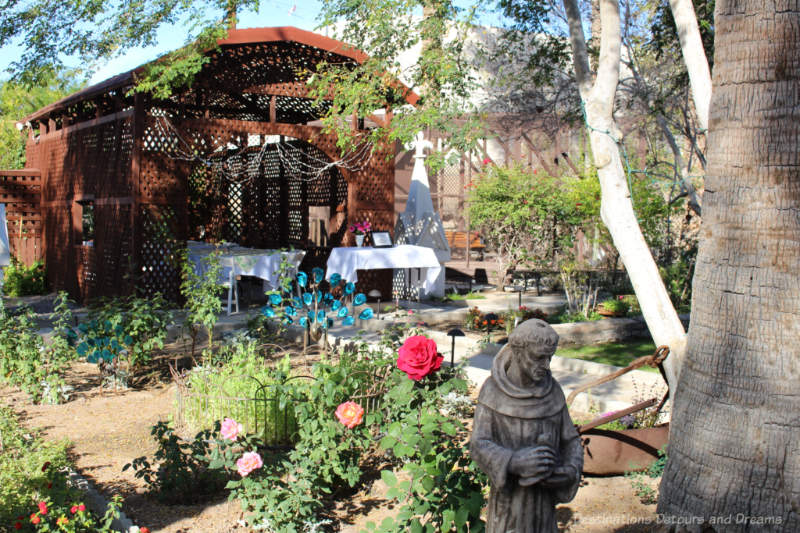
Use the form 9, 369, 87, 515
348, 220, 371, 246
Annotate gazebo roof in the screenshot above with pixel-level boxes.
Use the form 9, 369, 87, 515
23, 26, 417, 124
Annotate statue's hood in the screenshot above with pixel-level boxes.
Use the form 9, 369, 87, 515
478, 345, 566, 419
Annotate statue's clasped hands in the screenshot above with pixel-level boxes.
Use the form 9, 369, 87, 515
510, 446, 556, 486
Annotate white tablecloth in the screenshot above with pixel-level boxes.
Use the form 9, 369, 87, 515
326, 244, 442, 294
188, 242, 305, 289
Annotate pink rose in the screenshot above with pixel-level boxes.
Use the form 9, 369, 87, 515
236, 451, 263, 477
335, 401, 365, 429
220, 418, 243, 441
397, 335, 443, 381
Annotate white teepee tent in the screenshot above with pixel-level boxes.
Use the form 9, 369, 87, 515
393, 132, 450, 298
0, 203, 10, 291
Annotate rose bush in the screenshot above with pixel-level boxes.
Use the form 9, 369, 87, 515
335, 401, 364, 428
397, 335, 443, 380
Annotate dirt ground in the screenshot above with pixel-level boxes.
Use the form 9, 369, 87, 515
3, 359, 661, 533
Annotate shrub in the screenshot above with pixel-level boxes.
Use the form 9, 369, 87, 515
2, 258, 47, 297
626, 446, 668, 504
0, 294, 76, 404
124, 421, 229, 505
598, 297, 630, 315
73, 294, 172, 387
141, 325, 488, 531
179, 250, 224, 356
0, 406, 125, 531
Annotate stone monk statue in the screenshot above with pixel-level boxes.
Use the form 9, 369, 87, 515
471, 319, 583, 533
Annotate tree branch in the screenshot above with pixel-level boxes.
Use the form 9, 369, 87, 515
668, 0, 712, 131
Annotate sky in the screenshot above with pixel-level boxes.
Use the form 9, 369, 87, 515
0, 0, 510, 86
0, 1, 323, 84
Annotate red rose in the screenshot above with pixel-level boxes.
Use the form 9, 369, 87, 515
397, 335, 443, 381
38, 502, 47, 515
14, 522, 22, 530
77, 504, 86, 512
70, 506, 78, 514
140, 528, 151, 533
30, 514, 40, 525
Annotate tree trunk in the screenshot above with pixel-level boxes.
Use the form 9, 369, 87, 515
563, 0, 687, 393
658, 2, 800, 529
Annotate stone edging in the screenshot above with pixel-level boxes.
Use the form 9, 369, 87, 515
67, 470, 139, 532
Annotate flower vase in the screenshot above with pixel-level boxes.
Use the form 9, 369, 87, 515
355, 234, 365, 247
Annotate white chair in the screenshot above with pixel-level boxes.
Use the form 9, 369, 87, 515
220, 258, 239, 315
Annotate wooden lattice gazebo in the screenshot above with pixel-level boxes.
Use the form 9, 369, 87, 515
7, 27, 414, 302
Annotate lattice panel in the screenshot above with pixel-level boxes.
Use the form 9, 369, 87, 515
0, 171, 43, 265
138, 204, 184, 301
77, 245, 96, 302
355, 143, 394, 209
171, 41, 349, 124
436, 161, 465, 228
43, 206, 76, 295
41, 117, 134, 202
96, 203, 133, 298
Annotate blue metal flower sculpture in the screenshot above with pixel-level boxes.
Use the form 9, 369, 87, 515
261, 269, 373, 331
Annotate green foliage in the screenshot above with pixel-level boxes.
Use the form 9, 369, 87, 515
626, 446, 668, 505
310, 0, 484, 168
0, 405, 123, 531
443, 291, 485, 301
220, 344, 386, 531
132, 324, 488, 531
73, 294, 172, 383
369, 368, 486, 532
649, 0, 715, 88
546, 309, 603, 324
123, 421, 228, 505
599, 297, 630, 315
0, 70, 83, 169
0, 1, 257, 87
179, 250, 224, 356
659, 243, 697, 312
182, 339, 297, 445
467, 164, 600, 282
629, 176, 677, 257
0, 405, 71, 524
0, 297, 76, 404
2, 258, 47, 297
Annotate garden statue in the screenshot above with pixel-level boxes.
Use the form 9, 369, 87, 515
471, 319, 583, 533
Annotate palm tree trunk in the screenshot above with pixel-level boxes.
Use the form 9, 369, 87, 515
658, 2, 800, 528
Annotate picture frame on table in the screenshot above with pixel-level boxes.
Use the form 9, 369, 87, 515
371, 231, 393, 248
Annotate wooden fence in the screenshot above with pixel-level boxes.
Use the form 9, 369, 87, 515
0, 169, 43, 265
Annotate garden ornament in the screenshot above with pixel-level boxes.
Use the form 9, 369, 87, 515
471, 319, 583, 533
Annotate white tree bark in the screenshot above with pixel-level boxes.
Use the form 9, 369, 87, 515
562, 0, 687, 393
668, 0, 712, 131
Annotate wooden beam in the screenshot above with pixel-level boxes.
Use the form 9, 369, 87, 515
37, 109, 135, 142
520, 132, 556, 176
